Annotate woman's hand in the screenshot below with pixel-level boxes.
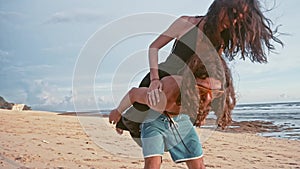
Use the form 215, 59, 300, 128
148, 79, 163, 106
109, 109, 121, 125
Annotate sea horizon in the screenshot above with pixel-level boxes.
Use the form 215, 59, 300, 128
36, 100, 300, 113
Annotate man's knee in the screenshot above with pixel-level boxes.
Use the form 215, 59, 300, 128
144, 156, 162, 169
186, 157, 206, 169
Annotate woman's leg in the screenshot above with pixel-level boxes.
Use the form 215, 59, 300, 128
144, 156, 162, 169
185, 157, 206, 169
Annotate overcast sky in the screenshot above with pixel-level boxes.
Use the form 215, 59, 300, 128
0, 0, 299, 111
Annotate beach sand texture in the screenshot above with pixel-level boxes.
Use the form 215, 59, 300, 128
0, 109, 299, 169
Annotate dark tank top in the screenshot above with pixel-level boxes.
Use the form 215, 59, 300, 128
159, 17, 203, 75
132, 17, 204, 112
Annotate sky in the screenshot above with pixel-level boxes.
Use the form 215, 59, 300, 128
0, 0, 299, 111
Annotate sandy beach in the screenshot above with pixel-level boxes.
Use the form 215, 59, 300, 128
0, 109, 299, 169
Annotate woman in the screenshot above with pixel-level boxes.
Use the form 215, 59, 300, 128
110, 55, 224, 169
116, 0, 283, 142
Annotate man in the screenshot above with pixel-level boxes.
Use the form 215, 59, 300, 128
109, 55, 226, 169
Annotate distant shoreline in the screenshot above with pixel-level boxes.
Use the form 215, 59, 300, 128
236, 100, 300, 107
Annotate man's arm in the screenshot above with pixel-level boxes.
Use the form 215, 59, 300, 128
109, 87, 148, 124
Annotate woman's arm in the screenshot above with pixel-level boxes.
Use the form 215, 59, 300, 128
148, 16, 189, 105
148, 35, 174, 82
148, 16, 189, 81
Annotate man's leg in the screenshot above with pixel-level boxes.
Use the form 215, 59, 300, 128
166, 114, 204, 167
144, 156, 162, 169
141, 111, 166, 169
185, 157, 206, 169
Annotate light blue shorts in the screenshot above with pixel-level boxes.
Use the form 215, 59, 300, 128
141, 110, 203, 163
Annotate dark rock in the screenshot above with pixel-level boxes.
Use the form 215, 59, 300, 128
0, 96, 14, 109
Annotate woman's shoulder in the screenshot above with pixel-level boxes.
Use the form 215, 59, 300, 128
178, 15, 190, 20
178, 15, 203, 25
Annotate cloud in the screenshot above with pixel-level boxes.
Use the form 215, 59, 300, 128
0, 11, 26, 24
45, 8, 107, 24
279, 93, 288, 99
0, 50, 52, 76
16, 78, 115, 111
0, 11, 24, 18
41, 42, 82, 54
22, 79, 73, 111
0, 64, 52, 78
0, 49, 10, 63
0, 49, 9, 56
278, 93, 300, 101
0, 49, 12, 74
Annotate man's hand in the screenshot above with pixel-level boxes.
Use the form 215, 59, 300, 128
115, 128, 123, 135
109, 109, 121, 125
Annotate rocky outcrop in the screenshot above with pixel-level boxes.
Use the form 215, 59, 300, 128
0, 96, 31, 110
0, 96, 13, 109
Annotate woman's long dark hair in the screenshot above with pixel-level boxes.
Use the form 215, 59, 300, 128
204, 0, 283, 63
179, 52, 236, 128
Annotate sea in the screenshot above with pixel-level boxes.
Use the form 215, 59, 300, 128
92, 101, 300, 141
232, 101, 300, 140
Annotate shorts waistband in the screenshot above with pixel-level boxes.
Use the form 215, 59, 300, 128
144, 109, 189, 122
